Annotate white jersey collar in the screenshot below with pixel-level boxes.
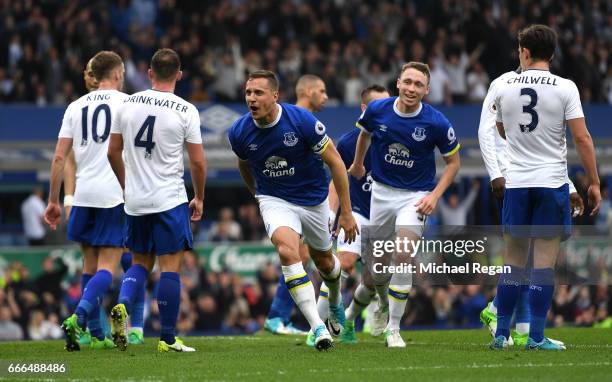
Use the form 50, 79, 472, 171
254, 104, 283, 129
393, 98, 422, 118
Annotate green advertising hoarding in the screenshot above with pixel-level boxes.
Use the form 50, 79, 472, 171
0, 243, 279, 281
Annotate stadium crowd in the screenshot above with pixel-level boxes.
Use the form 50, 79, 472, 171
0, 0, 611, 105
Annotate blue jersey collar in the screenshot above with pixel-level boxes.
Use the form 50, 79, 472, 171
393, 98, 422, 118
254, 104, 283, 129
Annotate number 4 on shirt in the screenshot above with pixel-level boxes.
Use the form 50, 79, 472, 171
135, 115, 156, 158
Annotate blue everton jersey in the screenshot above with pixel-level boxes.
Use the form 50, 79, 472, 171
228, 103, 330, 206
336, 128, 371, 219
356, 98, 460, 191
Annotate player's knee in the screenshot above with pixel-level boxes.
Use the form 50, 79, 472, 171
158, 253, 182, 273
132, 253, 155, 271
276, 242, 300, 263
338, 251, 357, 273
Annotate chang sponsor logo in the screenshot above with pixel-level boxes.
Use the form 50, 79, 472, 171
263, 156, 295, 177
385, 143, 414, 168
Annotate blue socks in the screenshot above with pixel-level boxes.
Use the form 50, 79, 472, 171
118, 264, 149, 313
494, 265, 525, 339
119, 253, 145, 329
132, 285, 146, 329
120, 252, 133, 273
515, 284, 531, 326
157, 272, 180, 344
267, 273, 295, 324
76, 269, 113, 339
529, 268, 555, 342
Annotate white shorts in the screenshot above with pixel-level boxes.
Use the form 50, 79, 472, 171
256, 195, 332, 251
336, 211, 369, 256
369, 181, 429, 237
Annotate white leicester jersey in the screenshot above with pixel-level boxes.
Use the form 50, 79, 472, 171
495, 69, 584, 188
478, 71, 516, 180
111, 89, 202, 215
58, 89, 127, 208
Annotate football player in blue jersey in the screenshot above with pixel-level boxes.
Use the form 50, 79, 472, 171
349, 62, 461, 347
264, 74, 328, 336
228, 70, 358, 351
328, 84, 391, 344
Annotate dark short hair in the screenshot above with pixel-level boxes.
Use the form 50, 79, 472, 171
247, 70, 279, 91
399, 62, 431, 83
90, 51, 123, 82
518, 24, 557, 62
150, 48, 181, 81
360, 84, 388, 104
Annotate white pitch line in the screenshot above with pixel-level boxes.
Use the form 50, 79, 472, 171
405, 341, 612, 349
233, 361, 612, 378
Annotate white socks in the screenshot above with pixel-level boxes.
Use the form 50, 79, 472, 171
386, 284, 411, 331
282, 262, 323, 330
345, 284, 375, 321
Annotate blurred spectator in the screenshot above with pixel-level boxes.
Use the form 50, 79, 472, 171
209, 207, 242, 242
194, 292, 223, 332
426, 56, 451, 106
437, 180, 480, 226
237, 204, 265, 241
20, 187, 46, 246
27, 310, 62, 340
0, 305, 23, 341
466, 62, 490, 103
35, 257, 68, 302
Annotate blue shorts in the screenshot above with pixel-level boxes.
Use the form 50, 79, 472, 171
67, 204, 126, 247
502, 184, 571, 238
125, 203, 193, 255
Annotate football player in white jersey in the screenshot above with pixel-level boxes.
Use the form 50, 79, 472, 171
108, 48, 206, 353
478, 67, 583, 348
44, 51, 128, 351
491, 24, 600, 350
64, 57, 99, 221
63, 57, 147, 347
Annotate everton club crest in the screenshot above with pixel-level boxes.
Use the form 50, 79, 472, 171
412, 127, 427, 142
283, 132, 298, 147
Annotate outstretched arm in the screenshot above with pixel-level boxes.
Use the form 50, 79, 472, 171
237, 159, 256, 196
567, 117, 600, 215
187, 142, 207, 221
321, 141, 359, 243
44, 138, 73, 230
107, 133, 125, 190
415, 152, 460, 216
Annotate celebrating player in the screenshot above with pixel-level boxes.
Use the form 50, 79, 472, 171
108, 48, 206, 353
44, 51, 128, 351
478, 66, 583, 348
349, 62, 461, 347
264, 74, 328, 336
326, 84, 391, 344
228, 70, 358, 351
491, 24, 600, 350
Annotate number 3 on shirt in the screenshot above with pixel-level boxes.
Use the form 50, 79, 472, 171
519, 88, 538, 133
135, 115, 156, 159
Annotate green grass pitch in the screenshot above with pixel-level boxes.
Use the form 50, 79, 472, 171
0, 328, 610, 381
